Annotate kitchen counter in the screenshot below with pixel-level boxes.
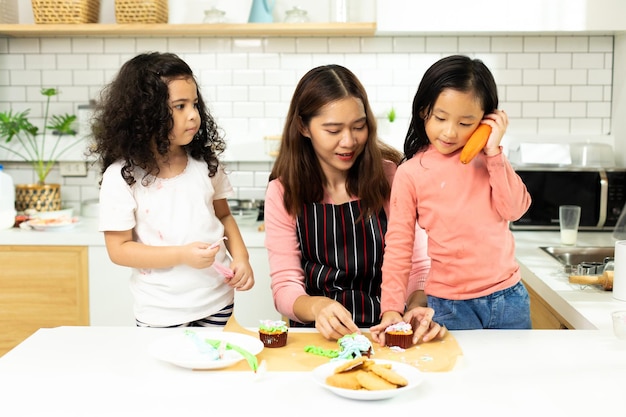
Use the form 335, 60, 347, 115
513, 231, 626, 331
2, 222, 625, 331
0, 219, 273, 329
0, 218, 267, 248
0, 326, 623, 416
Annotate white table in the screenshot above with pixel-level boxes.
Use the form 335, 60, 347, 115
0, 326, 624, 416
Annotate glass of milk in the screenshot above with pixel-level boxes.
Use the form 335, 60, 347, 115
559, 205, 581, 246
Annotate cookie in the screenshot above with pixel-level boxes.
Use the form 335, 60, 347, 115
369, 364, 408, 387
326, 369, 364, 390
355, 370, 398, 390
333, 356, 365, 373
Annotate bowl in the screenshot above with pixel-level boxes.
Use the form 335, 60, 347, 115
611, 310, 626, 340
233, 208, 259, 226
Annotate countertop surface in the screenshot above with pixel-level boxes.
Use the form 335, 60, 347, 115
513, 230, 626, 331
0, 326, 624, 416
0, 218, 267, 247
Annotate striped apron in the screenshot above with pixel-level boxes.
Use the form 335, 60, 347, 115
291, 200, 387, 328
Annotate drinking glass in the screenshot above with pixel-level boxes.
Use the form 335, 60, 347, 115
559, 205, 581, 245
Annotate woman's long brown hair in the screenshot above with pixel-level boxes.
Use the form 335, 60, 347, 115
269, 64, 402, 218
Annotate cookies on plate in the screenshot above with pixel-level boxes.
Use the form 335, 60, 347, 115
326, 359, 407, 391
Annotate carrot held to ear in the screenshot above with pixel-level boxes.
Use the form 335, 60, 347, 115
460, 124, 492, 164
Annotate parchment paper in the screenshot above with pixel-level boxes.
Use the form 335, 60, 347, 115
218, 317, 463, 373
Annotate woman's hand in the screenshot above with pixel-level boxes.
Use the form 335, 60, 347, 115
403, 306, 446, 344
310, 297, 361, 341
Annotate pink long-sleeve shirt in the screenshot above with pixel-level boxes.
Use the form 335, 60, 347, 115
381, 146, 531, 314
265, 160, 430, 323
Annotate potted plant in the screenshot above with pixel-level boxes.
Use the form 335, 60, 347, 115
377, 106, 405, 152
386, 107, 396, 123
0, 88, 79, 212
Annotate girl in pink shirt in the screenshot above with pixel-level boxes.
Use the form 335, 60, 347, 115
372, 55, 532, 344
264, 65, 446, 342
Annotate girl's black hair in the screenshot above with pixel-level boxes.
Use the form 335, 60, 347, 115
90, 52, 225, 186
404, 55, 499, 160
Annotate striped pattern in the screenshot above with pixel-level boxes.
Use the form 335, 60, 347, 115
293, 200, 387, 328
135, 303, 234, 328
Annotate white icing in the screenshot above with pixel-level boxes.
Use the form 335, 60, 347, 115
385, 322, 412, 333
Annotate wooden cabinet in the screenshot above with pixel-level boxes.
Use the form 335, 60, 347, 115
0, 245, 89, 356
0, 22, 376, 38
524, 280, 571, 330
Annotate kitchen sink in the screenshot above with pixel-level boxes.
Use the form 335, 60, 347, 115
540, 246, 614, 267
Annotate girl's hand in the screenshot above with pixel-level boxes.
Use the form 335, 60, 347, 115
226, 258, 255, 291
182, 242, 219, 269
312, 298, 360, 341
481, 109, 509, 157
369, 311, 404, 346
403, 306, 447, 344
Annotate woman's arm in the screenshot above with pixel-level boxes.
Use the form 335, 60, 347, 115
264, 180, 308, 321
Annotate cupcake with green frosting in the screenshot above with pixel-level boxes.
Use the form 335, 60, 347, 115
258, 319, 288, 348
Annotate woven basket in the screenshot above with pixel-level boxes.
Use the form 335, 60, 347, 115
31, 0, 100, 24
115, 0, 168, 23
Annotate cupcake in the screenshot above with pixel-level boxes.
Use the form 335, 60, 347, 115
336, 333, 373, 359
258, 319, 288, 348
385, 322, 414, 349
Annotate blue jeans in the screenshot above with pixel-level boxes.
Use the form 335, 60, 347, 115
427, 281, 531, 330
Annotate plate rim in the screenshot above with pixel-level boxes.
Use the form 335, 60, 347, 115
149, 330, 264, 370
311, 358, 424, 400
25, 218, 80, 230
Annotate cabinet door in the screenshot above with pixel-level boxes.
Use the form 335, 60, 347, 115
234, 247, 282, 327
376, 0, 626, 34
0, 245, 89, 356
523, 280, 571, 329
88, 246, 135, 326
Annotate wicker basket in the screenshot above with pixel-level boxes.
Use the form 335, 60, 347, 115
31, 0, 100, 24
115, 0, 168, 23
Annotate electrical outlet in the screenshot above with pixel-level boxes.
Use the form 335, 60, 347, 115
59, 161, 88, 177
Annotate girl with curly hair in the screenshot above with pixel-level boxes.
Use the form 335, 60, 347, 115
91, 52, 254, 328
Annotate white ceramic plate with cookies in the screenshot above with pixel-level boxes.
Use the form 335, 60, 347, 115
311, 358, 424, 401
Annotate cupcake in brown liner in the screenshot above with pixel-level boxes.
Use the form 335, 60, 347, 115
258, 319, 288, 348
384, 322, 414, 349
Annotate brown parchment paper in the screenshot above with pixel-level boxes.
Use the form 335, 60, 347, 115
218, 317, 463, 373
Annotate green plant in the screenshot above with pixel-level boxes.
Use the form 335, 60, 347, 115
387, 107, 396, 123
0, 88, 78, 184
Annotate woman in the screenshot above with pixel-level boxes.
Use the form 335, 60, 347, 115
264, 64, 445, 343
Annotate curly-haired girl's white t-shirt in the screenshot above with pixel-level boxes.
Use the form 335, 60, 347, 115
98, 157, 234, 326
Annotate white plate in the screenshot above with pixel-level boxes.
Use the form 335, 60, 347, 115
311, 359, 424, 401
149, 330, 263, 370
23, 217, 80, 231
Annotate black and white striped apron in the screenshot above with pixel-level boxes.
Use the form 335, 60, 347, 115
291, 200, 387, 328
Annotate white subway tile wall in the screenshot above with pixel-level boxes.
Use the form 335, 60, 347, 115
0, 34, 614, 211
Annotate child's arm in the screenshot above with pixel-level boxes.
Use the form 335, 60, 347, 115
214, 198, 254, 291
103, 229, 219, 269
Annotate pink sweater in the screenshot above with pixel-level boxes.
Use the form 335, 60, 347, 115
265, 160, 430, 322
381, 146, 531, 314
